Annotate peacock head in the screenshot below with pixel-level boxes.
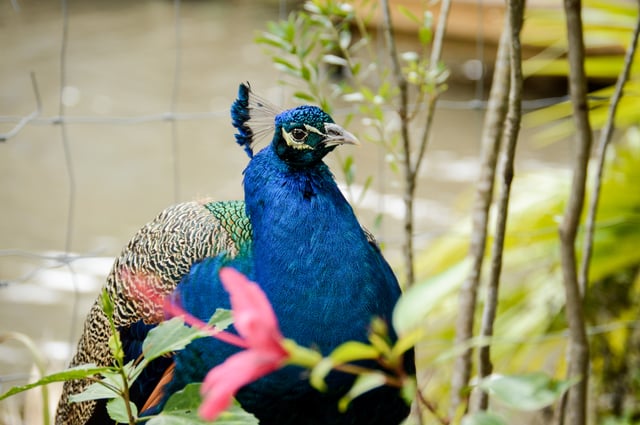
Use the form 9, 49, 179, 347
272, 106, 358, 166
231, 82, 358, 166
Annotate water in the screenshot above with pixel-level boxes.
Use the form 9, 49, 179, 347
0, 1, 570, 422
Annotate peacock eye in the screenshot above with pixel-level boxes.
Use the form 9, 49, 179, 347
291, 128, 308, 142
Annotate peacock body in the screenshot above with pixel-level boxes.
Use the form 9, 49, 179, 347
56, 83, 411, 425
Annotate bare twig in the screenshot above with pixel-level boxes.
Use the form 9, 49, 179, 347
558, 0, 593, 423
474, 0, 525, 412
380, 0, 414, 287
416, 387, 450, 425
579, 12, 640, 295
449, 17, 512, 418
381, 0, 452, 288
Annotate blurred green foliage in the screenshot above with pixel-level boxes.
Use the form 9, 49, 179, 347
522, 0, 640, 142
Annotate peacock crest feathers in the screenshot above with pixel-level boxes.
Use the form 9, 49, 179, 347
231, 82, 283, 158
231, 83, 358, 166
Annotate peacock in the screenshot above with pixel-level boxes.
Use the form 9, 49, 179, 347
56, 83, 412, 425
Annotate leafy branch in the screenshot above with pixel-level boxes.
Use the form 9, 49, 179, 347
1, 288, 415, 425
256, 0, 450, 287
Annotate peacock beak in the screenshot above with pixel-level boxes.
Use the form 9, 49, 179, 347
323, 123, 360, 147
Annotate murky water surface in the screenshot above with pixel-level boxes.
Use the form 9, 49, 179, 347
0, 1, 569, 420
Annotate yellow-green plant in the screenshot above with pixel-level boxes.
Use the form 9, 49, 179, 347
410, 130, 640, 423
522, 0, 640, 141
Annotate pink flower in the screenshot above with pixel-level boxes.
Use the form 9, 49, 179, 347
124, 267, 289, 421
169, 267, 289, 421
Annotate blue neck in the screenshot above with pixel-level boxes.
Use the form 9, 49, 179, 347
243, 146, 400, 352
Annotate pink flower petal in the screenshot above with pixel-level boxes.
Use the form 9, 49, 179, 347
163, 298, 248, 348
199, 348, 286, 421
219, 267, 284, 348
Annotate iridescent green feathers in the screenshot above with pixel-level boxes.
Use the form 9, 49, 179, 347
204, 200, 252, 249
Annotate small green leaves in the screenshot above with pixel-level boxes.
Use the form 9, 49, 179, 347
478, 373, 577, 411
310, 340, 381, 392
0, 364, 110, 402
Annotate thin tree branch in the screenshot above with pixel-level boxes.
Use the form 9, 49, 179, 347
413, 0, 452, 178
558, 0, 592, 423
449, 17, 512, 419
380, 0, 415, 287
474, 0, 525, 412
416, 387, 450, 425
578, 12, 640, 295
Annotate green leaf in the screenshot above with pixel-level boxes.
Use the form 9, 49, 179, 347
207, 308, 233, 330
338, 372, 388, 412
461, 412, 507, 425
142, 317, 208, 362
0, 364, 111, 401
147, 384, 259, 425
390, 328, 422, 361
309, 358, 333, 392
356, 175, 374, 205
310, 340, 381, 392
342, 155, 355, 186
255, 32, 293, 53
330, 341, 380, 364
322, 54, 349, 67
300, 63, 312, 81
108, 332, 124, 365
418, 26, 432, 45
478, 373, 577, 411
69, 370, 125, 402
392, 261, 468, 335
101, 288, 115, 318
397, 5, 420, 24
272, 57, 299, 73
163, 382, 203, 411
293, 91, 316, 103
124, 359, 146, 386
339, 30, 351, 50
69, 382, 118, 403
106, 397, 138, 423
